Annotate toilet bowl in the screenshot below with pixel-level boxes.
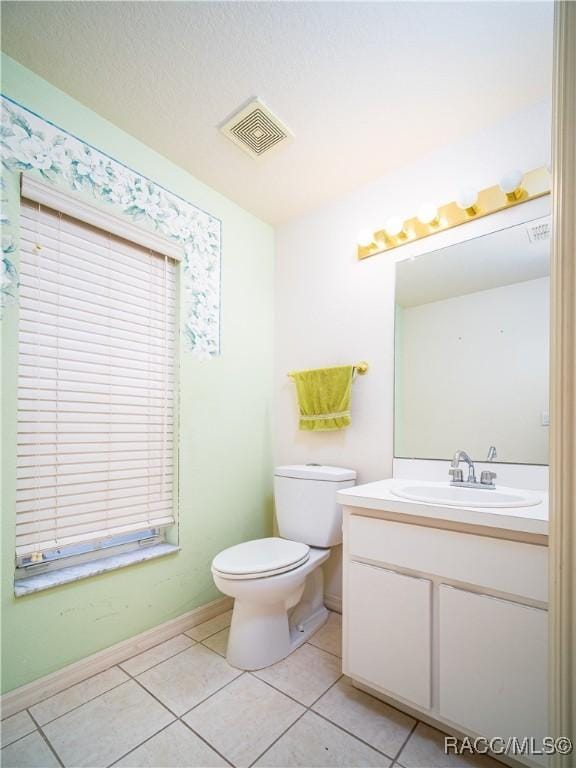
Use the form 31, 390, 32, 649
212, 538, 330, 669
211, 465, 356, 670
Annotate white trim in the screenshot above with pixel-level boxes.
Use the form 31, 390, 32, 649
21, 174, 183, 262
0, 596, 232, 718
324, 593, 342, 613
549, 1, 576, 757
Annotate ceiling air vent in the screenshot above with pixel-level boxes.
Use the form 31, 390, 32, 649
221, 99, 292, 159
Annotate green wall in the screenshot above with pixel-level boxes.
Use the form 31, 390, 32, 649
0, 55, 275, 693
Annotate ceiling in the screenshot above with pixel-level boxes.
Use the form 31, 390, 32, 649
396, 216, 551, 308
1, 2, 553, 225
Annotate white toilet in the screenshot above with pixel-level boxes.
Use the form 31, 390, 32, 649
211, 464, 356, 670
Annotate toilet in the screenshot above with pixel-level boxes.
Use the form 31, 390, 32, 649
211, 464, 356, 670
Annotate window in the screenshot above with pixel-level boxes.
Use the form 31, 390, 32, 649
16, 194, 178, 575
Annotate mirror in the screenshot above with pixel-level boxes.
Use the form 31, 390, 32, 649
394, 216, 550, 465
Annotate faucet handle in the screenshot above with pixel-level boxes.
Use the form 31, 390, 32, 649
480, 470, 497, 486
449, 468, 463, 483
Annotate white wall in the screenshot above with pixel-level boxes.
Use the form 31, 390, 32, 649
397, 277, 550, 465
274, 100, 551, 605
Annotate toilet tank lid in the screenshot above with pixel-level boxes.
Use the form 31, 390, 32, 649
274, 464, 356, 482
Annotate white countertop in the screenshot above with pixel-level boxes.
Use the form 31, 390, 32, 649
338, 478, 549, 537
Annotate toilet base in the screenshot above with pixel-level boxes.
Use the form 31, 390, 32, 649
288, 604, 329, 651
224, 559, 329, 670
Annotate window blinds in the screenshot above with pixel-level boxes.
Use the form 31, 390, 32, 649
16, 198, 177, 558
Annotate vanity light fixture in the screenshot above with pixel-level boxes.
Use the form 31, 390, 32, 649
356, 229, 375, 247
499, 169, 525, 201
357, 166, 550, 260
416, 202, 440, 226
384, 217, 407, 239
456, 188, 479, 216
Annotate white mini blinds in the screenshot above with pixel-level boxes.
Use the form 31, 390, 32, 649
16, 198, 178, 558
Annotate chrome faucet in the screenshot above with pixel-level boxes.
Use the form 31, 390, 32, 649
450, 450, 476, 484
449, 449, 496, 489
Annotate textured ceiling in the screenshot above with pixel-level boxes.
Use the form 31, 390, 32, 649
1, 1, 553, 224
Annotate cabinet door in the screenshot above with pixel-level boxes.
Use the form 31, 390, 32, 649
439, 586, 548, 747
347, 561, 432, 708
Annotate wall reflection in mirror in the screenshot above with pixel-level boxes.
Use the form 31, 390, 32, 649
394, 216, 550, 465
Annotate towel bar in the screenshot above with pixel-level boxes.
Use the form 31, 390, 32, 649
287, 361, 369, 378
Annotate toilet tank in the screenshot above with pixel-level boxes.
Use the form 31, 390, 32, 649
274, 465, 356, 547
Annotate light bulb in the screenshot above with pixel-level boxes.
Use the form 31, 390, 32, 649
356, 229, 374, 248
416, 202, 439, 226
456, 188, 479, 215
499, 169, 524, 200
384, 217, 405, 238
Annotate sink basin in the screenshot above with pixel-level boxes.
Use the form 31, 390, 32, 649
391, 483, 541, 508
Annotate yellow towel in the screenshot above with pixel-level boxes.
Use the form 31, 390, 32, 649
291, 365, 354, 431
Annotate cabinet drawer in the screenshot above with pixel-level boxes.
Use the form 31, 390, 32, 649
349, 515, 547, 602
439, 586, 548, 754
346, 561, 432, 709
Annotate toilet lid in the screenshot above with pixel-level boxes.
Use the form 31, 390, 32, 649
212, 537, 310, 578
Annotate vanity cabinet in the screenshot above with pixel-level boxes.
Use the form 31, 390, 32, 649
343, 510, 549, 768
348, 562, 431, 708
439, 586, 548, 747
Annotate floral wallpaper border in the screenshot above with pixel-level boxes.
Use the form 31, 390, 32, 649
0, 96, 221, 358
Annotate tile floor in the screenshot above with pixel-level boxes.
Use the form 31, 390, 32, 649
1, 610, 504, 768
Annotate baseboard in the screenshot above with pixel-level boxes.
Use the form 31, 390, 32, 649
324, 593, 342, 613
1, 596, 232, 718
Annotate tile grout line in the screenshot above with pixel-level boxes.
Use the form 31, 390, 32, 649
0, 723, 38, 751
389, 716, 419, 765
104, 718, 177, 768
246, 670, 390, 768
178, 716, 236, 767
305, 640, 342, 660
310, 708, 398, 762
247, 704, 310, 768
119, 634, 198, 677
130, 661, 243, 721
305, 674, 407, 763
26, 707, 65, 768
155, 652, 345, 767
128, 673, 193, 719
129, 637, 230, 683
106, 674, 239, 767
35, 660, 238, 768
165, 651, 346, 767
25, 675, 131, 730
117, 619, 234, 679
2, 664, 129, 720
183, 613, 232, 644
200, 640, 226, 657
251, 666, 422, 767
248, 671, 342, 711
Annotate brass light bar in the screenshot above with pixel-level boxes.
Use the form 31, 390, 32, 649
357, 166, 551, 260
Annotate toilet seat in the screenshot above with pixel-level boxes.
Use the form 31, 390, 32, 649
212, 537, 310, 580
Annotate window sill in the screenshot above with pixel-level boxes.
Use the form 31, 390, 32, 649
14, 543, 180, 597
